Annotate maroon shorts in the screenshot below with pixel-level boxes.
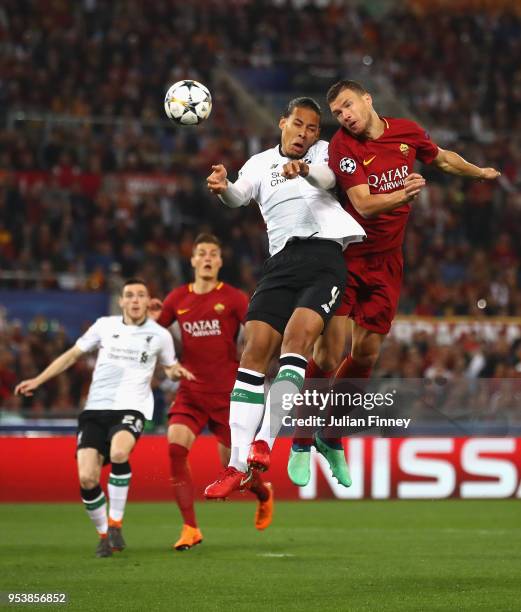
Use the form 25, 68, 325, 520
168, 386, 231, 447
335, 248, 403, 335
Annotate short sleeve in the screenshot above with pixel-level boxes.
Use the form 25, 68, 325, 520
328, 137, 368, 192
411, 122, 439, 164
75, 319, 103, 353
237, 157, 260, 200
159, 330, 176, 367
309, 140, 329, 165
158, 290, 179, 328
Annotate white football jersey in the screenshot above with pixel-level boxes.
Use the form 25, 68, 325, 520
238, 140, 365, 255
76, 316, 176, 420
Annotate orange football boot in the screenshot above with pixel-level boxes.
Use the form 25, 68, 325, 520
254, 482, 274, 531
173, 524, 203, 551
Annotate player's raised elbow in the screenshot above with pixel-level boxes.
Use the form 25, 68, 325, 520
432, 148, 452, 173
432, 158, 451, 173
352, 200, 375, 219
347, 186, 379, 218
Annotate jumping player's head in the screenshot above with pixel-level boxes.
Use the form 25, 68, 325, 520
119, 278, 150, 325
327, 80, 376, 137
279, 97, 321, 159
191, 233, 223, 282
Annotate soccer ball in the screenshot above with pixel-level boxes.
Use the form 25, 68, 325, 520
164, 80, 212, 126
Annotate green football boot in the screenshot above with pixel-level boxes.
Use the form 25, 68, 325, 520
314, 433, 352, 487
287, 444, 312, 487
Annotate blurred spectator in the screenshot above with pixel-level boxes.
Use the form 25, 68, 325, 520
1, 0, 519, 311
2, 311, 521, 420
1, 0, 521, 418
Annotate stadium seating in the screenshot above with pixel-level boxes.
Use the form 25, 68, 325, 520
1, 0, 520, 415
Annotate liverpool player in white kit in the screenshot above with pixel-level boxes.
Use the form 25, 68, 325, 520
15, 279, 193, 557
204, 98, 365, 498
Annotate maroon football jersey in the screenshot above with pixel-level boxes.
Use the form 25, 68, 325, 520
329, 117, 439, 256
158, 282, 249, 393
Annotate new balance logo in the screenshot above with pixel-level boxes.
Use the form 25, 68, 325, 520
321, 286, 340, 314
231, 390, 249, 401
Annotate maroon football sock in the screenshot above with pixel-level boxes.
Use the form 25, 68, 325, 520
293, 358, 335, 447
322, 356, 373, 446
305, 358, 335, 380
168, 443, 197, 528
248, 470, 270, 502
335, 355, 372, 380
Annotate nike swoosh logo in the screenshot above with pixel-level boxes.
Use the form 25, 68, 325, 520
177, 308, 190, 315
240, 471, 253, 487
363, 155, 376, 166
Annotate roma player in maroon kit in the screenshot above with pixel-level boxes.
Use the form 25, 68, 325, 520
154, 233, 273, 549
288, 79, 501, 486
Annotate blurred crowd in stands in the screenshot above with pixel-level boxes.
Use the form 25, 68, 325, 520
1, 0, 521, 416
0, 308, 174, 423
2, 307, 521, 421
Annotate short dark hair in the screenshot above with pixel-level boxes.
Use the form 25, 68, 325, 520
193, 233, 221, 251
121, 278, 148, 293
326, 80, 367, 105
282, 96, 321, 119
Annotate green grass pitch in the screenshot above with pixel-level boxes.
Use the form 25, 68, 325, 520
1, 500, 520, 611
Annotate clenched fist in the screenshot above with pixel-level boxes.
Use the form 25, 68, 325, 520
282, 160, 309, 179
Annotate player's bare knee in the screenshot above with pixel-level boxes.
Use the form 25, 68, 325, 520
110, 450, 129, 464
79, 473, 99, 490
282, 328, 319, 359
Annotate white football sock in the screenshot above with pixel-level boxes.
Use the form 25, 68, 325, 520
255, 353, 307, 450
228, 368, 265, 472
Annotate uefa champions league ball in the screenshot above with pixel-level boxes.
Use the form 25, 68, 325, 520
164, 80, 212, 126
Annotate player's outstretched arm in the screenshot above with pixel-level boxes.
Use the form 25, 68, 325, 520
14, 345, 84, 396
207, 164, 253, 208
432, 148, 501, 180
164, 362, 196, 382
282, 160, 336, 190
347, 173, 426, 218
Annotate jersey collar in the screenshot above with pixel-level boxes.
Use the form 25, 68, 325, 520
189, 281, 224, 293
121, 316, 148, 327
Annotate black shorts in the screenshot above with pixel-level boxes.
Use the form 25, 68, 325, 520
77, 410, 145, 464
246, 239, 347, 335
